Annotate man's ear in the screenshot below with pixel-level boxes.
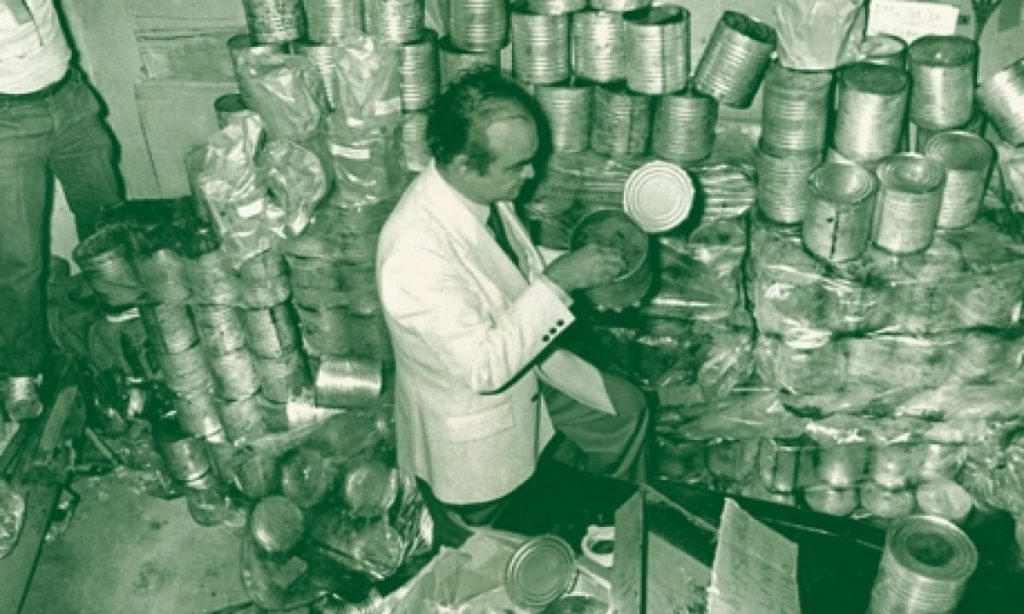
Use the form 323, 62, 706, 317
451, 154, 471, 178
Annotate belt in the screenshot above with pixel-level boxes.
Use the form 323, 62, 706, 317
0, 69, 75, 102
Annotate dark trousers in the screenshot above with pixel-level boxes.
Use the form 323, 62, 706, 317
0, 67, 123, 376
418, 370, 649, 548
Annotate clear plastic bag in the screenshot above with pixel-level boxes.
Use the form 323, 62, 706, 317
0, 479, 25, 559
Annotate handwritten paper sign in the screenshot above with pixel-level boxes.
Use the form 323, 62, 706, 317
867, 1, 960, 42
707, 499, 800, 614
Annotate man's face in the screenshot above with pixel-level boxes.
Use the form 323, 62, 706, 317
459, 115, 539, 204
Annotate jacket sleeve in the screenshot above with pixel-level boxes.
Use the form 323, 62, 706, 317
379, 243, 575, 394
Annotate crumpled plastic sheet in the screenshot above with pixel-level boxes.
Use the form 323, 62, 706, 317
236, 52, 329, 141
773, 0, 867, 70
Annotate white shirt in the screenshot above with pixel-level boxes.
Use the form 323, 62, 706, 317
0, 0, 71, 94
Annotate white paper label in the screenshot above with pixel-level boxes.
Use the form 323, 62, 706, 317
867, 1, 959, 42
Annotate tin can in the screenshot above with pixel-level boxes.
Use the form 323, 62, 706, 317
834, 63, 908, 163
923, 130, 994, 229
803, 484, 858, 516
505, 535, 578, 609
590, 82, 652, 158
399, 31, 439, 112
304, 0, 364, 43
439, 36, 500, 88
757, 437, 806, 493
760, 62, 833, 155
281, 447, 336, 508
134, 247, 191, 304
155, 417, 213, 484
859, 34, 907, 69
218, 393, 267, 444
908, 35, 977, 131
214, 93, 252, 129
652, 90, 716, 164
814, 443, 868, 488
537, 81, 593, 153
919, 442, 967, 481
315, 356, 384, 408
860, 481, 915, 519
240, 303, 300, 358
254, 350, 310, 403
157, 343, 213, 395
174, 388, 226, 440
511, 9, 570, 86
755, 144, 822, 224
622, 5, 690, 95
706, 438, 758, 483
449, 0, 507, 52
364, 0, 423, 43
802, 161, 878, 263
192, 304, 248, 356
870, 443, 920, 489
571, 10, 625, 84
693, 10, 776, 109
207, 349, 260, 400
872, 153, 945, 254
140, 303, 199, 355
72, 226, 144, 309
251, 496, 305, 554
976, 58, 1024, 146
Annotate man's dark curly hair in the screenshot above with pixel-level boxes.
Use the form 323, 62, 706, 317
427, 68, 542, 175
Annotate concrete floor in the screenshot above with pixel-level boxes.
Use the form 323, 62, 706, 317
22, 468, 251, 614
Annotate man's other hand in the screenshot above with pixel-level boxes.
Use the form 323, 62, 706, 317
544, 244, 626, 293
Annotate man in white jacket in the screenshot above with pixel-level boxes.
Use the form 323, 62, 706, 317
377, 69, 648, 544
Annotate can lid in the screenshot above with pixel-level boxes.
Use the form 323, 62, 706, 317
505, 535, 577, 608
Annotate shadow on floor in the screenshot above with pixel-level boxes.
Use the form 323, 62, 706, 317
22, 468, 250, 614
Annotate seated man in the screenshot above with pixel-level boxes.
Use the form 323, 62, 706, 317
376, 69, 648, 546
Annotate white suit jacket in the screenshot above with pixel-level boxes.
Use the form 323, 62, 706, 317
376, 162, 615, 504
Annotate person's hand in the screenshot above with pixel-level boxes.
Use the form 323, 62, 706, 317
544, 244, 626, 293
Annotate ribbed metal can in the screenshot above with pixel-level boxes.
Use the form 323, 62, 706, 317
192, 304, 248, 356
364, 0, 424, 43
295, 305, 355, 356
72, 227, 144, 309
448, 0, 507, 52
399, 30, 439, 111
157, 343, 213, 395
909, 35, 977, 131
184, 250, 240, 306
858, 34, 908, 69
253, 350, 309, 403
872, 153, 946, 254
802, 161, 878, 263
814, 443, 869, 488
239, 303, 300, 358
241, 0, 305, 44
315, 356, 384, 408
511, 9, 570, 86
976, 58, 1024, 146
755, 144, 823, 224
760, 62, 833, 155
296, 43, 340, 109
914, 109, 984, 151
652, 89, 717, 163
207, 349, 260, 400
156, 426, 213, 484
693, 10, 776, 109
174, 388, 225, 440
401, 111, 430, 172
140, 302, 199, 355
439, 36, 501, 88
923, 130, 994, 229
622, 6, 690, 95
834, 62, 909, 163
134, 248, 191, 304
590, 0, 649, 11
528, 0, 584, 15
537, 81, 593, 153
590, 82, 652, 157
218, 393, 267, 444
302, 0, 364, 43
571, 10, 625, 84
239, 275, 292, 308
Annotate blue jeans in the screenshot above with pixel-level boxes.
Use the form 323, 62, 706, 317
0, 67, 123, 377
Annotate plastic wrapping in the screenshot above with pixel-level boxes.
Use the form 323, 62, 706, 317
186, 115, 275, 264
256, 136, 331, 239
772, 0, 866, 70
234, 52, 329, 141
747, 212, 1024, 340
0, 479, 25, 559
325, 119, 408, 207
328, 34, 403, 131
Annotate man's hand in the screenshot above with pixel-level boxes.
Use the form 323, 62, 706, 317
544, 244, 626, 293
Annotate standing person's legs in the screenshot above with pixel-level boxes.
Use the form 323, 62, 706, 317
544, 370, 650, 484
49, 70, 123, 241
0, 97, 57, 383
